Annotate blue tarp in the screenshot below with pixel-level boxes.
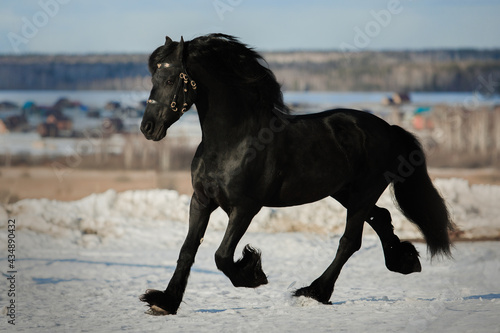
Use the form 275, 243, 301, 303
414, 106, 431, 114
23, 101, 35, 109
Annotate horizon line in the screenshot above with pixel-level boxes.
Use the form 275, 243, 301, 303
2, 47, 500, 57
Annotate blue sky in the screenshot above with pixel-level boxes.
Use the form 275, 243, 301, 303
1, 0, 500, 54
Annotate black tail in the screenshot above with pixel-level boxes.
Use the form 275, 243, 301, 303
389, 125, 455, 258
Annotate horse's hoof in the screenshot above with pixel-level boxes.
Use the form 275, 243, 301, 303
231, 245, 268, 288
146, 305, 171, 316
293, 286, 332, 305
140, 289, 178, 315
384, 241, 421, 275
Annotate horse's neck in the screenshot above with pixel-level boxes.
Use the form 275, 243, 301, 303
196, 94, 267, 147
191, 66, 273, 146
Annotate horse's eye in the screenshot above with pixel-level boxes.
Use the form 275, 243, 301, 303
167, 80, 174, 85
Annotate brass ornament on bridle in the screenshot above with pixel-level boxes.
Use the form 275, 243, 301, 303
148, 62, 197, 114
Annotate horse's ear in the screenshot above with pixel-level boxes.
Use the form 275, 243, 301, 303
176, 36, 185, 61
165, 36, 173, 46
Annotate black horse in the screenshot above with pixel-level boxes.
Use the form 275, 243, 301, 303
139, 34, 454, 315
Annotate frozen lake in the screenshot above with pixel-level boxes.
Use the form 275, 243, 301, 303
1, 90, 500, 109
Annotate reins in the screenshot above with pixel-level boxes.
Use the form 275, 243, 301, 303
147, 62, 197, 113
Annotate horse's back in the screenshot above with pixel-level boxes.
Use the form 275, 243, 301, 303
261, 108, 394, 206
286, 108, 394, 165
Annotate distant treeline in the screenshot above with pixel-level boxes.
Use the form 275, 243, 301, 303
1, 49, 500, 92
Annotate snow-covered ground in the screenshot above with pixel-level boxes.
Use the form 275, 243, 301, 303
1, 178, 499, 332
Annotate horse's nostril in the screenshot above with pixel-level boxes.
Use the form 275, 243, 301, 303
142, 121, 154, 134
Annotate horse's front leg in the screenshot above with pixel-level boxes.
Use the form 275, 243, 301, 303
140, 192, 217, 315
214, 205, 268, 288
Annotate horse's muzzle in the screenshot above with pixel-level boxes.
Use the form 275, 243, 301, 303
141, 120, 166, 141
140, 120, 154, 139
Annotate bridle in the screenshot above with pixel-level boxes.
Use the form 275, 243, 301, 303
147, 62, 197, 113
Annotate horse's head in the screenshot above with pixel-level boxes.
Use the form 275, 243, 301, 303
140, 36, 197, 141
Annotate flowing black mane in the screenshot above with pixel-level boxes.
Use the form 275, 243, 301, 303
150, 33, 289, 115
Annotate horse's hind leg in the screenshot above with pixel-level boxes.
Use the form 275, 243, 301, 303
214, 204, 268, 288
140, 192, 217, 315
367, 206, 421, 274
294, 203, 370, 304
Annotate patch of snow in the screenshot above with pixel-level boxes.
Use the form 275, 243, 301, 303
4, 178, 499, 246
1, 178, 499, 331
